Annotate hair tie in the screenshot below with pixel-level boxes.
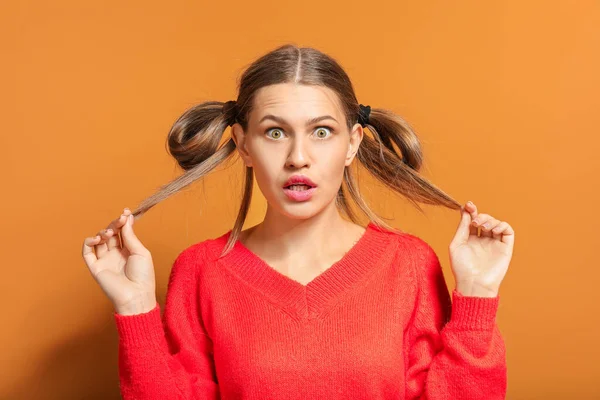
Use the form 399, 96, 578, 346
223, 100, 238, 127
358, 104, 371, 127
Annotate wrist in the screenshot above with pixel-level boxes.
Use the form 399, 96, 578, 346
115, 297, 157, 316
455, 281, 499, 298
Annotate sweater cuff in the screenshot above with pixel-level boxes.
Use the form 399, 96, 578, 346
113, 303, 167, 347
447, 288, 499, 331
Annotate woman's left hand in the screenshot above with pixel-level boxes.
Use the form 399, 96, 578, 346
448, 201, 515, 298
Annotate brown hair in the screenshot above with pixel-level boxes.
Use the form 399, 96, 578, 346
129, 43, 462, 258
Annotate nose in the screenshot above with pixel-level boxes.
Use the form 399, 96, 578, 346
285, 135, 310, 169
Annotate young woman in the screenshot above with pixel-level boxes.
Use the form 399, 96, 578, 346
82, 44, 514, 399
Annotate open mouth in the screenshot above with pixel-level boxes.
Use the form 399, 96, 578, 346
282, 184, 316, 201
285, 184, 313, 191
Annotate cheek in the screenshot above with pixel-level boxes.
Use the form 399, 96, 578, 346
319, 146, 348, 177
249, 153, 281, 191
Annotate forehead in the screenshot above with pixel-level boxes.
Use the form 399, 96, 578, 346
251, 83, 344, 122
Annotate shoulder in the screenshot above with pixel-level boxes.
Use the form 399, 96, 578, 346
368, 225, 441, 284
381, 231, 448, 307
171, 229, 232, 271
373, 223, 435, 259
174, 236, 220, 263
399, 232, 436, 258
391, 232, 445, 292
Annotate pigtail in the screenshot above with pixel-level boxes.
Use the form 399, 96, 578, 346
351, 107, 461, 220
129, 101, 239, 220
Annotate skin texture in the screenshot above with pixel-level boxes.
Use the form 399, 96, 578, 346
230, 83, 366, 284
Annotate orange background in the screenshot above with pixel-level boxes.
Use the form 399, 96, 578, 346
2, 1, 598, 398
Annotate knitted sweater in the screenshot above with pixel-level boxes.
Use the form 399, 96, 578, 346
114, 222, 507, 399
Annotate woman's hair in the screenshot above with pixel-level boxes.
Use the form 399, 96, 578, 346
129, 43, 462, 258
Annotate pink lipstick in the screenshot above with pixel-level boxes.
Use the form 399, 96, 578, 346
282, 174, 317, 202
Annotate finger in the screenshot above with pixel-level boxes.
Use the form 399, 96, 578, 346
464, 201, 479, 236
500, 223, 515, 248
105, 228, 119, 250
451, 204, 472, 245
472, 214, 492, 238
480, 217, 500, 238
471, 213, 492, 227
105, 208, 131, 244
95, 228, 111, 257
106, 208, 131, 232
491, 221, 508, 240
82, 235, 101, 266
106, 210, 131, 250
471, 213, 492, 238
121, 213, 147, 255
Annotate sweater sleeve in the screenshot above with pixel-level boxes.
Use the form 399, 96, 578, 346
404, 243, 507, 400
113, 244, 219, 400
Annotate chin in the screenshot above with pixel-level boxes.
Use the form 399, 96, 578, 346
277, 202, 322, 220
275, 193, 338, 221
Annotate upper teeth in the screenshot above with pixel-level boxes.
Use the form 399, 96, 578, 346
288, 184, 310, 189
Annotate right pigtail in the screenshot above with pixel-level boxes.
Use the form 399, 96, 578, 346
167, 101, 235, 171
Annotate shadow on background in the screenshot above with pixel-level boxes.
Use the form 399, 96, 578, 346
4, 313, 123, 400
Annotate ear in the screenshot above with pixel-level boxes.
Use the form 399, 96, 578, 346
230, 123, 253, 168
345, 123, 364, 166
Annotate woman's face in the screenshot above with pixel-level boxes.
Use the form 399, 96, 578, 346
231, 83, 363, 221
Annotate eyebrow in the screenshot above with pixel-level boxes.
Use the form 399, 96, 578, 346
258, 114, 338, 125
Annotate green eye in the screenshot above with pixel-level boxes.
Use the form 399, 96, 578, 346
266, 128, 284, 139
315, 127, 332, 139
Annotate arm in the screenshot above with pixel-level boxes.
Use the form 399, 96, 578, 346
113, 244, 219, 400
404, 244, 507, 400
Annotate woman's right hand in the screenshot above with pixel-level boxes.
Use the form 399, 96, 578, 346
82, 208, 157, 316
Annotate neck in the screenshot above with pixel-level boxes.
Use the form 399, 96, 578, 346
244, 203, 361, 266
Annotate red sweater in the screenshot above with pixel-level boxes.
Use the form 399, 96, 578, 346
114, 222, 507, 399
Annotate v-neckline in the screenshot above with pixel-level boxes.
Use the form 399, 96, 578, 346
216, 222, 396, 320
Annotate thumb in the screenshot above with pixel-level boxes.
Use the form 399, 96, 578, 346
451, 205, 472, 246
121, 214, 147, 255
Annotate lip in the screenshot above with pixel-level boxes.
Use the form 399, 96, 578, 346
283, 186, 316, 202
282, 174, 317, 202
282, 174, 318, 188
